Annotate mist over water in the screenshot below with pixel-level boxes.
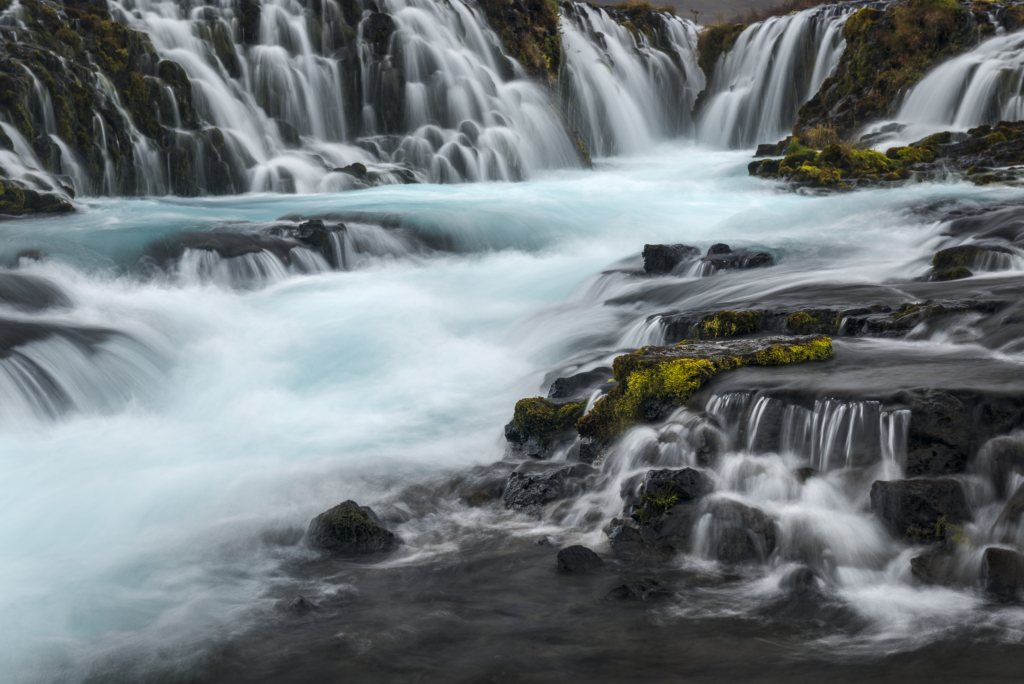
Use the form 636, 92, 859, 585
2, 143, 1024, 682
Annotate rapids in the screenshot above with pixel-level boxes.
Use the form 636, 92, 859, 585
3, 144, 1024, 683
4, 1, 1024, 683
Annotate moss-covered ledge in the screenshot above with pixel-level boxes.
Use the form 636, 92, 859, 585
477, 0, 562, 82
576, 335, 833, 441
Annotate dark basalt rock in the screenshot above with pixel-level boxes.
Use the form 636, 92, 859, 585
504, 396, 587, 460
906, 390, 970, 476
869, 479, 970, 539
632, 468, 714, 523
456, 462, 516, 507
642, 243, 700, 275
697, 244, 774, 272
910, 546, 957, 586
502, 462, 595, 512
268, 219, 346, 267
604, 579, 668, 601
307, 500, 397, 554
547, 367, 614, 401
699, 499, 778, 563
337, 163, 368, 179
0, 273, 70, 311
607, 522, 645, 561
983, 547, 1024, 601
556, 545, 604, 574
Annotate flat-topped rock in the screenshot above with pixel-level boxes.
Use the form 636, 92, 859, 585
307, 500, 397, 554
576, 335, 833, 441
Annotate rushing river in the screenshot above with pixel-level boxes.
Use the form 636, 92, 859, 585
3, 145, 1024, 682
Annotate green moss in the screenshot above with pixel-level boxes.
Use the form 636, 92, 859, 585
633, 482, 680, 523
933, 245, 982, 271
479, 0, 562, 81
576, 336, 834, 441
795, 164, 842, 186
697, 310, 762, 338
786, 310, 842, 335
512, 397, 587, 446
906, 514, 967, 544
697, 22, 747, 78
934, 266, 973, 281
313, 500, 395, 552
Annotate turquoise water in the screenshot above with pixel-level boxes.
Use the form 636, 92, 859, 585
1, 145, 1022, 682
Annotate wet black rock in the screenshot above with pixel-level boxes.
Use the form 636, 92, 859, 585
284, 596, 321, 614
910, 546, 957, 586
547, 367, 614, 401
869, 479, 970, 539
907, 390, 970, 476
699, 499, 778, 563
607, 522, 645, 561
980, 436, 1024, 497
634, 503, 701, 556
779, 565, 817, 592
571, 438, 603, 465
633, 468, 714, 523
307, 500, 397, 554
697, 244, 774, 272
337, 163, 368, 179
556, 545, 605, 574
269, 219, 346, 267
983, 547, 1024, 601
605, 579, 668, 601
456, 462, 515, 507
502, 463, 594, 512
642, 243, 700, 275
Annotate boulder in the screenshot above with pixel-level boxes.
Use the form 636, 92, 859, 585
635, 503, 701, 555
869, 479, 970, 539
607, 522, 646, 561
457, 462, 515, 507
642, 243, 700, 275
502, 462, 594, 512
307, 500, 397, 554
699, 499, 778, 563
504, 397, 586, 460
632, 468, 714, 523
995, 485, 1024, 533
604, 579, 668, 601
983, 547, 1024, 601
547, 367, 614, 401
910, 546, 957, 586
556, 545, 605, 574
697, 244, 774, 272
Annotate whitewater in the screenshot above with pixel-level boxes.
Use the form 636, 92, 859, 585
4, 1, 1024, 682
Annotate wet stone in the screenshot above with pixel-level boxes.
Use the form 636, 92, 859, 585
983, 547, 1024, 601
869, 479, 970, 539
556, 545, 605, 574
604, 579, 668, 601
642, 243, 700, 274
307, 500, 397, 554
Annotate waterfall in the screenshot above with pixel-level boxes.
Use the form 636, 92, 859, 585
0, 0, 707, 199
895, 29, 1024, 132
558, 4, 704, 157
695, 3, 855, 149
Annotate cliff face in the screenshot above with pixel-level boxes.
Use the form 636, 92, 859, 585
793, 0, 1024, 141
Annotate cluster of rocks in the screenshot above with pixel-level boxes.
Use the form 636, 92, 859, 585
642, 242, 774, 276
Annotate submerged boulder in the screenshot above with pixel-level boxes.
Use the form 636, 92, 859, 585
983, 547, 1024, 601
642, 243, 700, 275
604, 579, 668, 601
576, 335, 833, 442
307, 500, 397, 554
556, 545, 605, 574
869, 479, 970, 540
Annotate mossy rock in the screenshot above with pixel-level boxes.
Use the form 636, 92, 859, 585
478, 0, 562, 81
697, 22, 746, 79
307, 500, 397, 554
696, 310, 762, 339
509, 397, 587, 447
786, 310, 842, 335
934, 266, 973, 281
576, 335, 833, 441
933, 245, 983, 271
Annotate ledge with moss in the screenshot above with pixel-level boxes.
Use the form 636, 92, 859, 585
478, 0, 562, 82
751, 122, 1024, 190
575, 335, 833, 441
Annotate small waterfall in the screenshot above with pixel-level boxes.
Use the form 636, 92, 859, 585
558, 4, 704, 157
895, 29, 1024, 133
696, 4, 855, 149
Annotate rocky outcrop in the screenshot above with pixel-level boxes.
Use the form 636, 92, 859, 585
632, 467, 714, 523
307, 500, 398, 554
575, 335, 833, 441
869, 478, 970, 539
477, 0, 562, 81
698, 498, 778, 563
697, 243, 774, 273
793, 0, 989, 142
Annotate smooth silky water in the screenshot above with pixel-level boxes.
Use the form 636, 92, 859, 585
3, 144, 1024, 683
